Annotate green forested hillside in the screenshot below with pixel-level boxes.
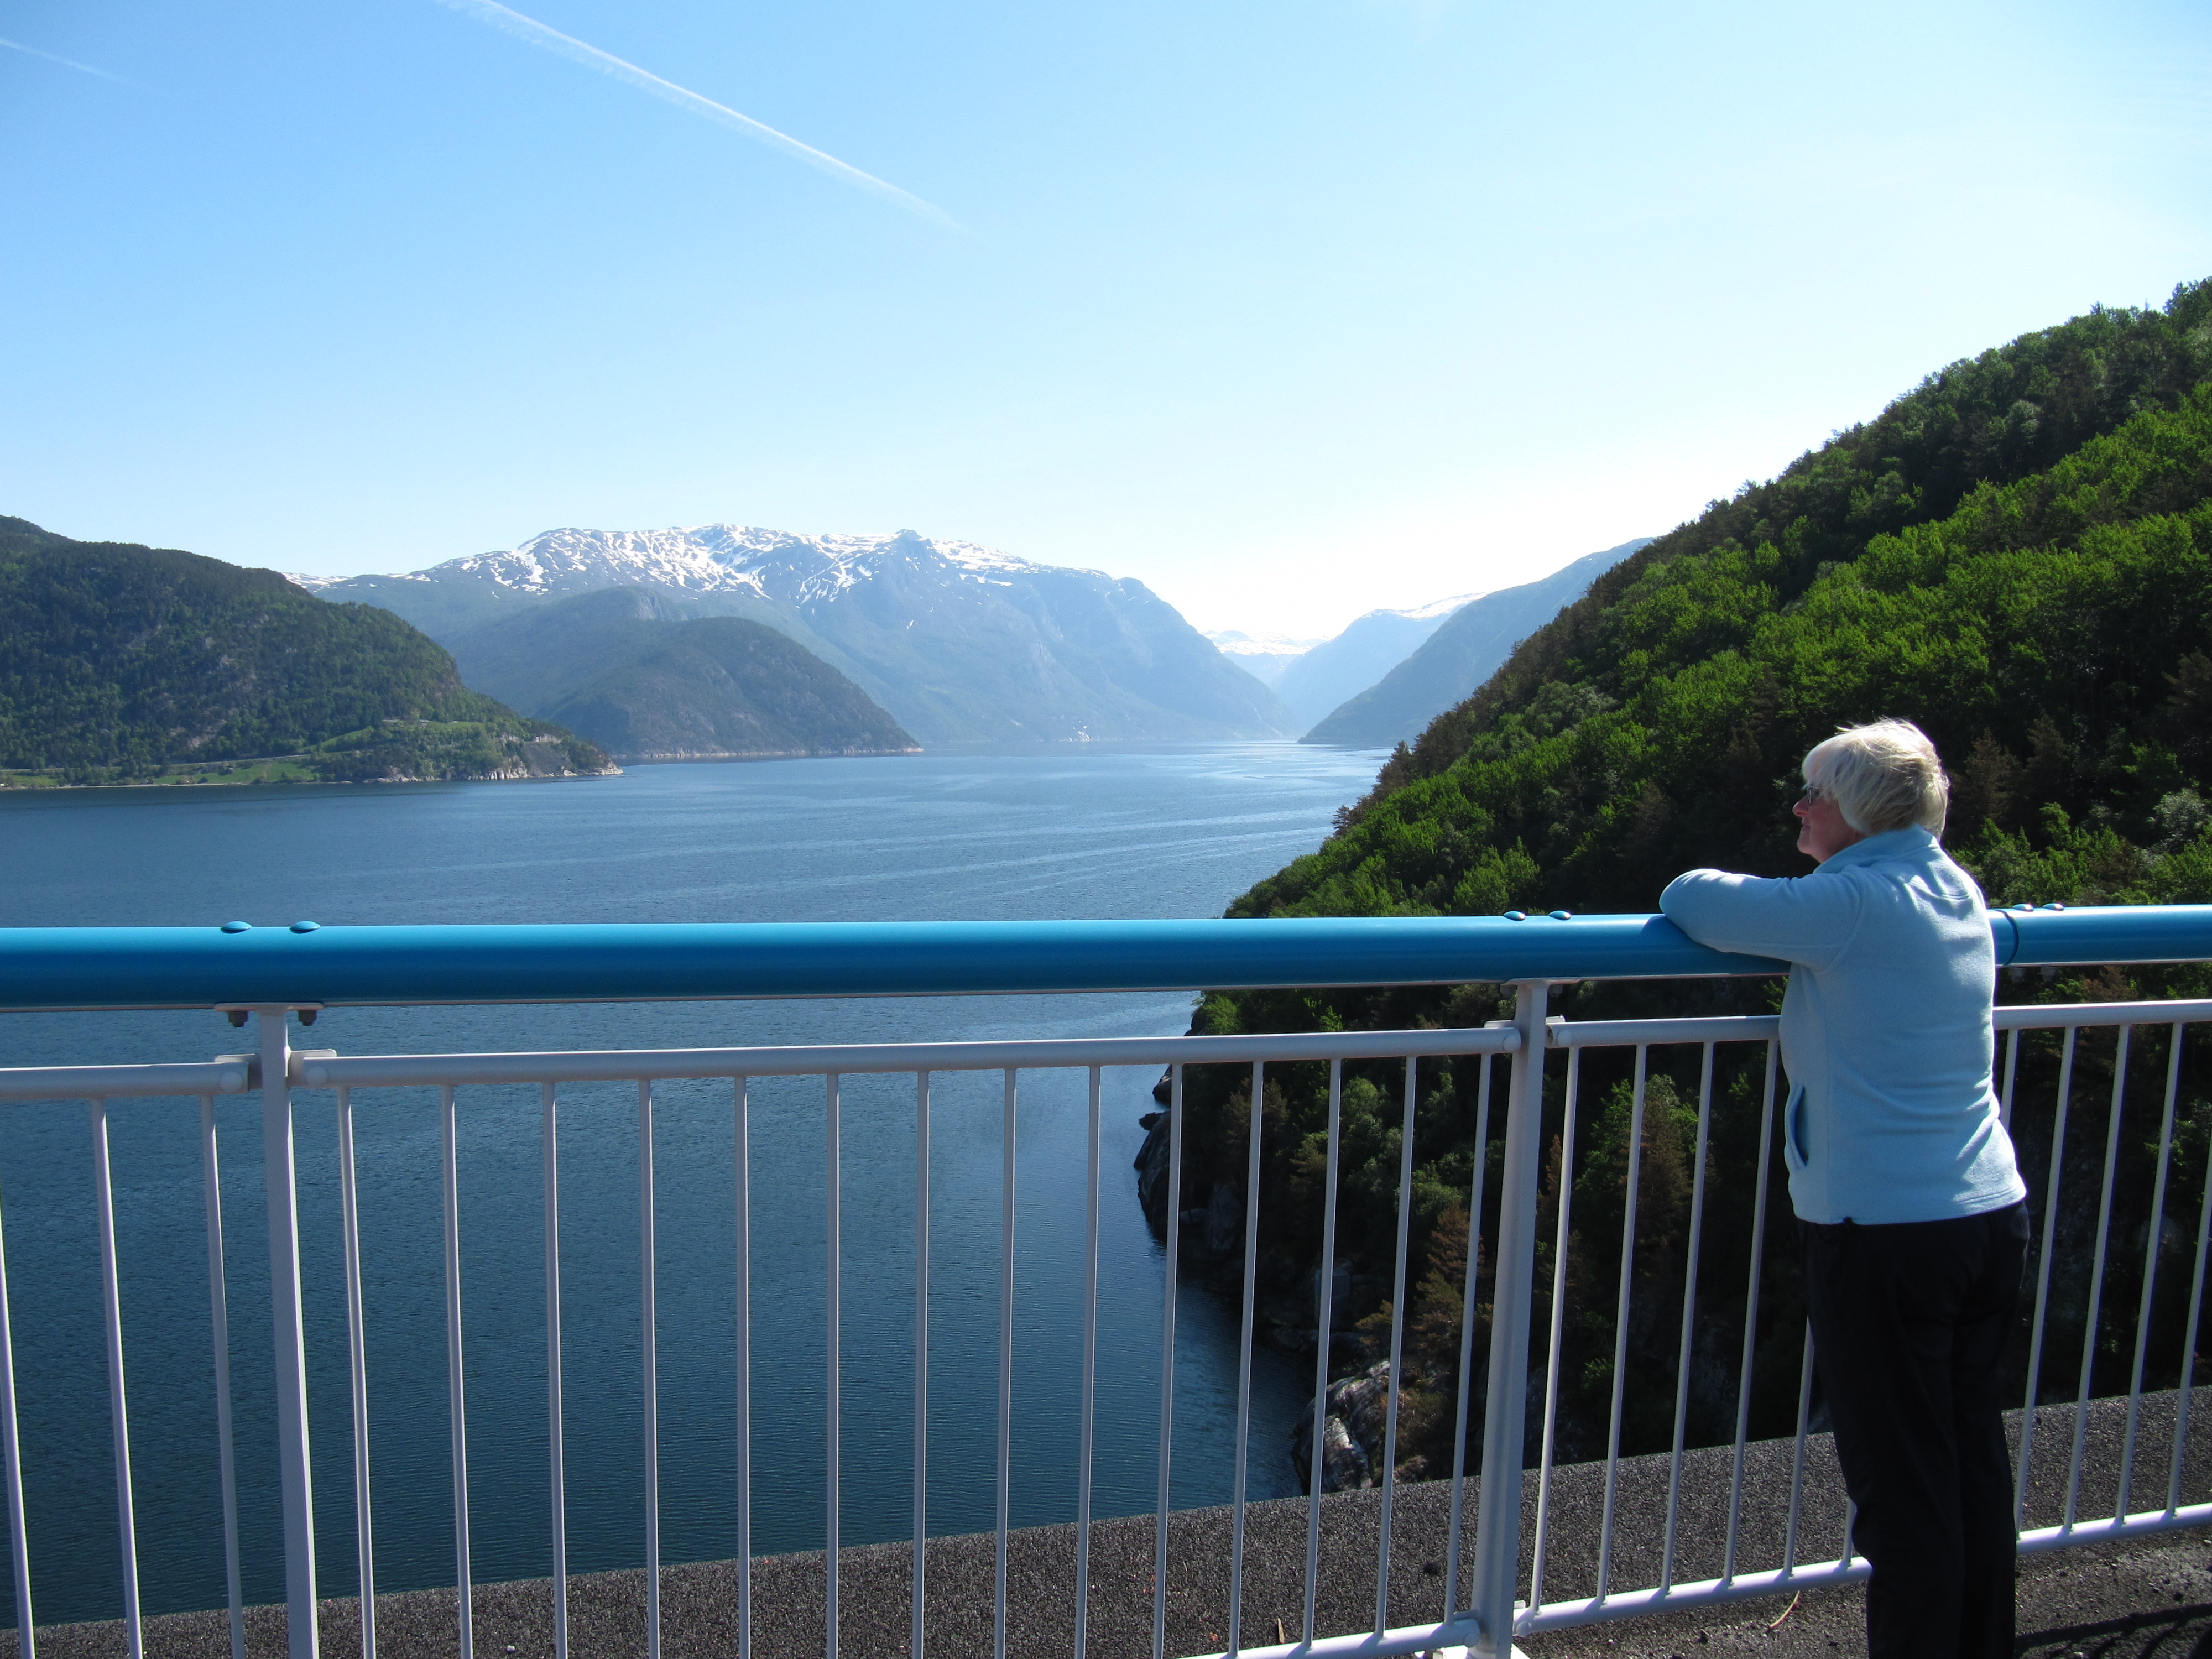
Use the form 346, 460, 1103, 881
0, 519, 612, 784
1167, 280, 2212, 1493
448, 587, 919, 759
1246, 280, 2212, 923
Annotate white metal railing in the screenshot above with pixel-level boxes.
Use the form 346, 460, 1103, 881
0, 995, 2208, 1659
1489, 995, 2212, 1651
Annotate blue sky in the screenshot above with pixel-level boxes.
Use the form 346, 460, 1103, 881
3, 0, 2208, 637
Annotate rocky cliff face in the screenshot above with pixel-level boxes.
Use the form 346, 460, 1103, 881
1291, 1361, 1404, 1494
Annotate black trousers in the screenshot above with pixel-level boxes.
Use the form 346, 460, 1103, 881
1800, 1202, 2030, 1659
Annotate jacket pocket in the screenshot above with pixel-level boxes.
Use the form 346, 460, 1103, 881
1783, 1082, 1809, 1171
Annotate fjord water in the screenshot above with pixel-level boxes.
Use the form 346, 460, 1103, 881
0, 743, 1382, 1625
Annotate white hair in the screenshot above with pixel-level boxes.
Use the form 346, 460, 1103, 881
1803, 719, 1949, 836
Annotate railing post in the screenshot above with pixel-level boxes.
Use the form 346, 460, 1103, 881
1469, 980, 1552, 1657
258, 1009, 319, 1659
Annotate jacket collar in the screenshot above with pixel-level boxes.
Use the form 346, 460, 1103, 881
1814, 826, 1940, 875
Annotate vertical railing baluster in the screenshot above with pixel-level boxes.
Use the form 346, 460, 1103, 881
1469, 982, 1549, 1656
335, 1086, 376, 1659
638, 1081, 661, 1659
259, 1008, 319, 1659
2171, 1026, 2211, 1517
910, 1072, 926, 1659
1373, 1055, 1418, 1638
1722, 1043, 1781, 1583
201, 1095, 246, 1659
735, 1079, 753, 1659
439, 1083, 472, 1659
1152, 1064, 1185, 1659
825, 1073, 841, 1659
1660, 1045, 1717, 1591
2117, 1025, 2184, 1520
542, 1085, 567, 1659
1074, 1066, 1100, 1659
993, 1071, 1016, 1659
0, 1156, 32, 1659
1527, 1048, 1583, 1618
1228, 1061, 1264, 1656
1782, 1325, 1814, 1574
1441, 1050, 1495, 1628
1593, 1046, 1651, 1603
2064, 1025, 2133, 1531
1301, 1060, 1343, 1646
87, 1098, 142, 1659
2016, 1026, 2079, 1529
2000, 1027, 2022, 1132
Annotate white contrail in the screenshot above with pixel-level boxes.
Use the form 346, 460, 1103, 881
429, 0, 957, 227
0, 35, 135, 84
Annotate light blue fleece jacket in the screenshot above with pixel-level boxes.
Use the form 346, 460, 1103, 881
1659, 827, 2026, 1226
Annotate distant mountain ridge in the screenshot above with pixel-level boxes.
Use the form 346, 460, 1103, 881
447, 588, 917, 760
1204, 629, 1326, 686
307, 525, 1295, 745
1269, 593, 1478, 731
1302, 541, 1652, 745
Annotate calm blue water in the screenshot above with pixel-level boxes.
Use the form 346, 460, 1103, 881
0, 743, 1383, 1625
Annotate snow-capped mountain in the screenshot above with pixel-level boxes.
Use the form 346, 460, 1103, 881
300, 524, 1050, 608
307, 525, 1295, 745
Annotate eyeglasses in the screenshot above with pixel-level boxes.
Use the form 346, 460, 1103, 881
1797, 786, 1829, 805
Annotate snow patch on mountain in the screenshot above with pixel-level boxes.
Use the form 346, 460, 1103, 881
1206, 629, 1326, 659
392, 524, 1079, 610
1385, 591, 1484, 622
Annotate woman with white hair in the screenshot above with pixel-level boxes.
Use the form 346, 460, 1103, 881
1661, 718, 2028, 1659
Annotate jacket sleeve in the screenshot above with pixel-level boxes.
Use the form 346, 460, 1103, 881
1658, 867, 1862, 971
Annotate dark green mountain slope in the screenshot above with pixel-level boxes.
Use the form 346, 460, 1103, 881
448, 586, 728, 717
0, 519, 611, 785
447, 587, 918, 759
1163, 280, 2212, 1495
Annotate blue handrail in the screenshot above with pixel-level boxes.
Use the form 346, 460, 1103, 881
0, 906, 2205, 1011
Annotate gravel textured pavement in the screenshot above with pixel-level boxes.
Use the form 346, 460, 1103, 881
11, 1390, 2209, 1658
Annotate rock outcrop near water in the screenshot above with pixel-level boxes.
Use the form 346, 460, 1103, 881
1292, 1361, 1401, 1493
